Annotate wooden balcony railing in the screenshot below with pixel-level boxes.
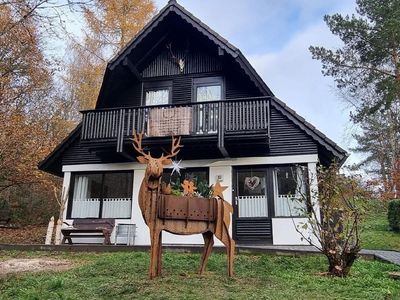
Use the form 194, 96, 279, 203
81, 97, 270, 153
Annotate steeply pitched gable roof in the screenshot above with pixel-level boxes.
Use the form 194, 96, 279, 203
38, 0, 348, 176
104, 0, 274, 97
103, 0, 347, 163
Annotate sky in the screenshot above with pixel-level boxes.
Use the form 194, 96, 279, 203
152, 0, 360, 165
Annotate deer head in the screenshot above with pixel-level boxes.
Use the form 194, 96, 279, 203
166, 43, 186, 73
132, 132, 182, 187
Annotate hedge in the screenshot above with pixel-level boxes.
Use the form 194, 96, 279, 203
388, 199, 400, 232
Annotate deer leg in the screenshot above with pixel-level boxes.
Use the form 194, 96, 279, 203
149, 227, 161, 279
227, 236, 235, 277
199, 231, 214, 275
220, 226, 235, 277
156, 230, 163, 276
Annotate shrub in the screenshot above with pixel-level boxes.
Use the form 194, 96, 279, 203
388, 200, 400, 232
294, 164, 366, 277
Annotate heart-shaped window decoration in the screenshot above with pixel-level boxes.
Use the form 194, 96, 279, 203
244, 176, 261, 190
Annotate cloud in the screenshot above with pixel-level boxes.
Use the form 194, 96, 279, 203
247, 20, 362, 164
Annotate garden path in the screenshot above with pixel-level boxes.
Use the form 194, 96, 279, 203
239, 245, 400, 266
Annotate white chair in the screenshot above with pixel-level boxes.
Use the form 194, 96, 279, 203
114, 224, 136, 245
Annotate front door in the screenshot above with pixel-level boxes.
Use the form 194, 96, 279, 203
233, 167, 273, 242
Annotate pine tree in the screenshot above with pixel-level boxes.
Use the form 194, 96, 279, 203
311, 0, 400, 195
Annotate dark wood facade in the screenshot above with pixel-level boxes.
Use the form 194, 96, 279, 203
39, 0, 347, 176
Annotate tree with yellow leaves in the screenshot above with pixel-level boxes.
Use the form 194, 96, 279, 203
64, 0, 156, 110
0, 1, 88, 224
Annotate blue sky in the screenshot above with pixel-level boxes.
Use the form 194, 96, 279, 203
154, 0, 359, 165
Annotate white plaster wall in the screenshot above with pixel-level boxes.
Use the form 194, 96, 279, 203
62, 154, 318, 173
208, 165, 232, 246
61, 172, 71, 222
308, 162, 320, 221
272, 218, 312, 245
60, 154, 320, 246
131, 169, 150, 245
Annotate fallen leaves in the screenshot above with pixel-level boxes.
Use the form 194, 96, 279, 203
0, 225, 47, 244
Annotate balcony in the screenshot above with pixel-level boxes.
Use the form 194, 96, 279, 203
81, 97, 271, 158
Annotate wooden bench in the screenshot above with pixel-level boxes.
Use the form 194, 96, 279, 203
0, 217, 11, 226
61, 219, 115, 245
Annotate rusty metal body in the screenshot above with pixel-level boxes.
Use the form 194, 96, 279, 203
133, 132, 235, 279
158, 195, 217, 222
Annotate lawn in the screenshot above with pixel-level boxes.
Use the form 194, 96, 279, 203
361, 200, 400, 251
0, 250, 399, 300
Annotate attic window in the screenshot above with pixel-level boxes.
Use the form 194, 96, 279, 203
143, 81, 172, 106
193, 77, 224, 102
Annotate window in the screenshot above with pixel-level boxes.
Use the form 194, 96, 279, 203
145, 90, 169, 105
68, 172, 133, 219
273, 166, 308, 217
143, 81, 172, 106
236, 169, 268, 218
193, 77, 223, 102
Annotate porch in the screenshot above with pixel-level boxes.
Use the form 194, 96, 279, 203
80, 97, 271, 158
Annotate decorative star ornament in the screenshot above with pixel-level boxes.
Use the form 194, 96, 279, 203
212, 181, 228, 199
182, 180, 197, 196
170, 159, 184, 176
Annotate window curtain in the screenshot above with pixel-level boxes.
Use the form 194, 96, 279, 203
195, 85, 221, 134
273, 167, 307, 217
102, 198, 132, 218
145, 90, 169, 106
70, 175, 100, 218
196, 85, 221, 102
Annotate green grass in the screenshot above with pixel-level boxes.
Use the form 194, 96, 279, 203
0, 251, 399, 300
361, 200, 400, 251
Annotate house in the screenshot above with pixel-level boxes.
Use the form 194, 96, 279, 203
39, 0, 347, 246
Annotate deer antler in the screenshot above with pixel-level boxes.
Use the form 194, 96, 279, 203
132, 131, 152, 160
161, 136, 182, 160
167, 43, 185, 72
166, 43, 177, 60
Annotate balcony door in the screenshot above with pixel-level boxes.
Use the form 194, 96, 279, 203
233, 167, 273, 242
193, 77, 223, 134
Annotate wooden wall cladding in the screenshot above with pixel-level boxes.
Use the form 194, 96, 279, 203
142, 49, 223, 78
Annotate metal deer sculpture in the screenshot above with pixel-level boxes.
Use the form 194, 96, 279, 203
133, 132, 235, 279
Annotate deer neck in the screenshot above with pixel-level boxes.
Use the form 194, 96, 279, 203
139, 173, 161, 222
